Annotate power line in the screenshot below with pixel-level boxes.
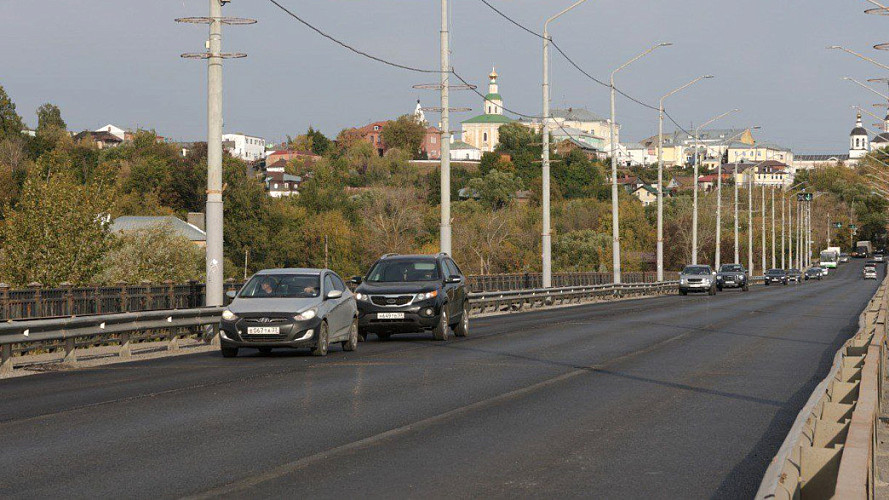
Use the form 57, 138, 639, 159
266, 0, 439, 74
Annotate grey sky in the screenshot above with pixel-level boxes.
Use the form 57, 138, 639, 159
0, 0, 885, 154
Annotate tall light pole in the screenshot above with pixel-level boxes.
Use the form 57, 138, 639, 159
748, 170, 754, 275
542, 0, 590, 288
771, 186, 776, 268
440, 0, 451, 255
657, 75, 713, 280
761, 184, 766, 272
610, 42, 671, 283
781, 192, 786, 269
842, 76, 889, 102
692, 108, 739, 264
828, 46, 889, 72
177, 3, 254, 307
718, 127, 759, 269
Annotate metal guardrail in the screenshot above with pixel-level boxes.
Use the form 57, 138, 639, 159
0, 281, 680, 377
756, 275, 888, 500
0, 272, 680, 321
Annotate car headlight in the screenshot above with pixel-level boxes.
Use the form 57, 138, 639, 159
355, 292, 371, 301
680, 278, 688, 284
222, 309, 238, 321
294, 309, 317, 321
415, 290, 439, 301
702, 278, 712, 284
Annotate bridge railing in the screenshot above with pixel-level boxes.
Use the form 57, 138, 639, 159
0, 281, 679, 377
756, 274, 888, 500
0, 272, 681, 321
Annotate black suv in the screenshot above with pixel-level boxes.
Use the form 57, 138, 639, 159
716, 264, 749, 291
352, 253, 469, 341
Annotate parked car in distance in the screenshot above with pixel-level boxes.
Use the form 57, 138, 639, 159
219, 268, 358, 358
864, 265, 878, 280
716, 264, 748, 291
875, 253, 885, 263
805, 268, 823, 281
787, 268, 802, 283
764, 269, 788, 285
840, 253, 850, 263
679, 265, 717, 295
353, 253, 469, 341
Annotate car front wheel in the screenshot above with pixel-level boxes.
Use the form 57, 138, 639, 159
342, 319, 358, 352
454, 303, 469, 337
432, 308, 450, 341
312, 321, 329, 356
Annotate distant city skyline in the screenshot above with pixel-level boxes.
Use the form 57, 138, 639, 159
2, 0, 888, 154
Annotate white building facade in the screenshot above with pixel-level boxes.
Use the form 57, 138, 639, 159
222, 133, 266, 162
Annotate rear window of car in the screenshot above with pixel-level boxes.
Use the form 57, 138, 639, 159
240, 274, 320, 298
366, 259, 442, 282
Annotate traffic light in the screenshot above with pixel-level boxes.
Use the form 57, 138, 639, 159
834, 222, 843, 228
849, 224, 857, 230
796, 192, 814, 201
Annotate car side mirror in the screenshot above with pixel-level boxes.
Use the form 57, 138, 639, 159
326, 290, 343, 300
350, 276, 362, 285
225, 290, 237, 299
446, 275, 462, 284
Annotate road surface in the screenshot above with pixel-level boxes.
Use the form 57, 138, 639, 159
0, 261, 879, 499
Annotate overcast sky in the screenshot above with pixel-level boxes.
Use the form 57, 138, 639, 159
1, 0, 887, 153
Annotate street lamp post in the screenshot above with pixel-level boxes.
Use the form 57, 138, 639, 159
541, 0, 590, 289
761, 184, 766, 272
657, 75, 713, 280
610, 42, 670, 284
771, 187, 776, 269
718, 127, 759, 269
693, 108, 739, 264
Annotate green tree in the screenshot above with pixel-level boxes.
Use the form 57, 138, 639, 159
0, 174, 113, 286
0, 85, 25, 140
97, 223, 204, 284
381, 115, 426, 159
469, 169, 522, 209
36, 103, 66, 133
495, 122, 541, 185
306, 126, 331, 156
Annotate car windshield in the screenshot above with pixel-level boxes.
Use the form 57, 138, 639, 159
766, 269, 784, 275
719, 265, 744, 272
789, 269, 800, 273
367, 259, 441, 282
239, 274, 320, 298
682, 266, 711, 275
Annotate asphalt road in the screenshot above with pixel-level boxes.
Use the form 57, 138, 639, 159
0, 261, 881, 499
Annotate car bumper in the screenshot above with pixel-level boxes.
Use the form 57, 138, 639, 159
716, 279, 745, 288
219, 317, 322, 348
679, 283, 712, 292
357, 302, 441, 333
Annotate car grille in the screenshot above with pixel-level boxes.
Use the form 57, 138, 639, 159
688, 278, 703, 283
242, 333, 288, 342
370, 295, 413, 306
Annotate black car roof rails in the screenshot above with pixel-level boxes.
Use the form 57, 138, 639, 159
380, 253, 399, 259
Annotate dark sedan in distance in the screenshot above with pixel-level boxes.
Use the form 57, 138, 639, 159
787, 268, 802, 283
764, 269, 788, 285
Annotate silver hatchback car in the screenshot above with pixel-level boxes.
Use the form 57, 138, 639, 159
219, 268, 359, 357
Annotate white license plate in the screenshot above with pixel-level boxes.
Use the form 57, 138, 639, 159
247, 326, 280, 335
377, 312, 405, 320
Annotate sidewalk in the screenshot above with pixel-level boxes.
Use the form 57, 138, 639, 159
877, 356, 889, 498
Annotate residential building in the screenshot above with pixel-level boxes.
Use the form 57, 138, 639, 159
624, 142, 657, 166
552, 126, 606, 159
111, 216, 207, 247
264, 171, 301, 198
74, 130, 123, 149
726, 142, 793, 165
222, 133, 266, 161
265, 150, 320, 169
631, 184, 658, 206
793, 154, 850, 171
461, 68, 515, 152
449, 140, 482, 161
95, 124, 126, 141
696, 173, 732, 192
726, 160, 792, 187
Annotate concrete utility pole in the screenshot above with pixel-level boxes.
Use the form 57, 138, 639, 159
692, 109, 738, 264
734, 166, 740, 264
748, 172, 754, 275
439, 0, 451, 255
177, 2, 254, 306
771, 187, 776, 269
788, 194, 793, 268
781, 193, 786, 269
610, 43, 669, 283
657, 75, 712, 280
541, 0, 588, 288
761, 184, 766, 272
716, 161, 723, 269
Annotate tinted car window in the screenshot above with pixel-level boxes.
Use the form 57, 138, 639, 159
448, 259, 463, 275
443, 259, 460, 278
719, 265, 744, 272
324, 275, 336, 293
766, 269, 784, 275
367, 260, 441, 282
241, 274, 320, 298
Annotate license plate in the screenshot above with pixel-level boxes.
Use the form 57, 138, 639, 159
377, 312, 404, 320
247, 326, 280, 335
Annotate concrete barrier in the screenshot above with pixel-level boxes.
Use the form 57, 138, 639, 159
757, 276, 887, 500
